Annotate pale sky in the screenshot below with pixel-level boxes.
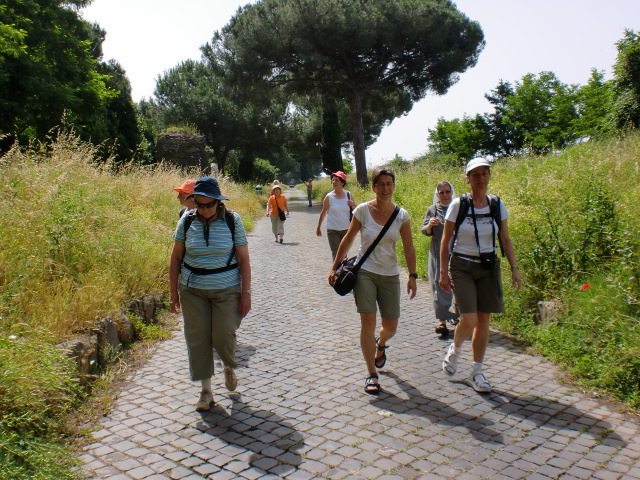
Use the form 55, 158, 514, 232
81, 0, 640, 167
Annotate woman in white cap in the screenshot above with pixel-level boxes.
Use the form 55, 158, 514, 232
316, 171, 356, 259
169, 176, 252, 411
421, 180, 459, 337
439, 158, 521, 393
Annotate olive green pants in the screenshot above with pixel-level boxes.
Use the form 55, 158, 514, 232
179, 283, 242, 381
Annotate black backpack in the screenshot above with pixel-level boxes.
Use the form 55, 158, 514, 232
453, 193, 504, 256
182, 205, 236, 265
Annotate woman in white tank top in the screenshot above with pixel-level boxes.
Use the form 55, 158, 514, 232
316, 171, 356, 259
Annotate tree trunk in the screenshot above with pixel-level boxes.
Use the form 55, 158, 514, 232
348, 89, 369, 187
320, 103, 343, 174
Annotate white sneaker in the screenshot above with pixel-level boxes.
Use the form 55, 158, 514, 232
195, 390, 214, 411
442, 343, 459, 376
468, 372, 492, 393
224, 366, 237, 391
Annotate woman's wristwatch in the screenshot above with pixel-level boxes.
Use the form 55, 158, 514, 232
409, 273, 418, 279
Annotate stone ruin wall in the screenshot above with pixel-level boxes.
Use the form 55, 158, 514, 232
155, 132, 210, 172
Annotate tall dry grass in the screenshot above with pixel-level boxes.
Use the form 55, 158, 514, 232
0, 133, 263, 340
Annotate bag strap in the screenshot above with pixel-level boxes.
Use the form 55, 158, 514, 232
274, 195, 284, 215
346, 191, 354, 220
355, 206, 400, 269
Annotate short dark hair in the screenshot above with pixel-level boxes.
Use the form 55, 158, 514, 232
371, 166, 395, 185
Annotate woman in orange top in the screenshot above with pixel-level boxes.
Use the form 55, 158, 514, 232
265, 185, 289, 243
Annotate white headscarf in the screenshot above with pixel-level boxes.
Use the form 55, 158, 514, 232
432, 181, 456, 206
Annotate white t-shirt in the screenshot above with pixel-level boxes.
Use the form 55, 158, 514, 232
445, 196, 509, 258
326, 191, 351, 231
353, 202, 410, 276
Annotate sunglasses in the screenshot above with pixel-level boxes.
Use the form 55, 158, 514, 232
195, 200, 218, 209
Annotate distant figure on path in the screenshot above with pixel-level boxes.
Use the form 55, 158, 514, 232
329, 166, 417, 396
266, 184, 289, 243
173, 179, 196, 218
439, 157, 521, 393
316, 171, 355, 259
305, 178, 314, 207
421, 180, 459, 337
169, 176, 252, 412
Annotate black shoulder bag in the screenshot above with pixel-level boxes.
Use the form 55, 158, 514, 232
332, 206, 400, 296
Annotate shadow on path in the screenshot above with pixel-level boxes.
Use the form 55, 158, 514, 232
375, 371, 625, 448
196, 393, 304, 476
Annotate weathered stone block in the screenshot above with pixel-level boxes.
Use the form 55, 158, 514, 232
58, 336, 98, 376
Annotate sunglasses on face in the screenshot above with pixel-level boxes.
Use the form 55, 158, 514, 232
195, 200, 218, 209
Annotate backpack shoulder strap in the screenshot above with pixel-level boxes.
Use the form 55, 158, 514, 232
224, 208, 236, 239
223, 207, 237, 265
453, 193, 470, 248
182, 210, 197, 239
488, 194, 505, 256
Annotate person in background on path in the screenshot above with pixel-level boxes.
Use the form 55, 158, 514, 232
316, 171, 356, 259
328, 166, 417, 396
439, 157, 521, 393
421, 180, 459, 337
305, 178, 314, 207
269, 180, 280, 196
173, 179, 196, 218
266, 184, 289, 243
169, 176, 252, 412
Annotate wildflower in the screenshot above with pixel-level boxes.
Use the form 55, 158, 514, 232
581, 284, 591, 290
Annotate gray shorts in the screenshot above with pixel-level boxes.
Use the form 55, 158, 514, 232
449, 254, 504, 314
353, 269, 401, 319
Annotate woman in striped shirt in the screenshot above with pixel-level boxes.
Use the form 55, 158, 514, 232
169, 176, 252, 412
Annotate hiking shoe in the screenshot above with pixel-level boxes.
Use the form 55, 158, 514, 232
224, 366, 237, 391
442, 343, 459, 376
195, 390, 214, 411
468, 372, 492, 393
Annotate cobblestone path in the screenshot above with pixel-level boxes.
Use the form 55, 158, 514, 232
79, 188, 640, 480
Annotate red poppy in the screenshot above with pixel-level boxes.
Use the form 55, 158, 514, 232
581, 284, 591, 290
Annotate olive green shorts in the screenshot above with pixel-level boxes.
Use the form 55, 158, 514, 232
449, 254, 504, 314
353, 269, 401, 319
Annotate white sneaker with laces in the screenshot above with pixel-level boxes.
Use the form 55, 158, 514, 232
442, 343, 459, 376
468, 372, 492, 393
195, 390, 214, 411
224, 366, 237, 391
